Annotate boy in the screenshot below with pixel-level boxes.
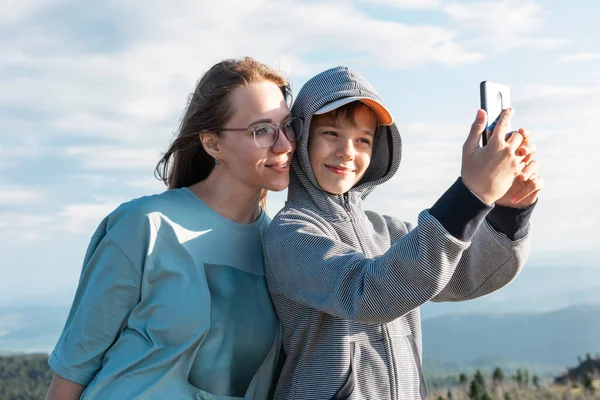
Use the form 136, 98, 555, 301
264, 67, 541, 400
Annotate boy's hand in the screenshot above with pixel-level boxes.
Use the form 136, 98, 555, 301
495, 128, 544, 208
461, 108, 528, 205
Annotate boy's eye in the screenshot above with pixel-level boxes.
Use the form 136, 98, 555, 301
322, 131, 337, 137
358, 138, 372, 145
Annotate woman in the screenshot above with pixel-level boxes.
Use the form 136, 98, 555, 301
45, 57, 300, 399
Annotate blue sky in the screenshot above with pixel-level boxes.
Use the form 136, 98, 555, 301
1, 0, 599, 308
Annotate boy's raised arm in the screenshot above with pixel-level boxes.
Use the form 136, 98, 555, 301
265, 205, 476, 325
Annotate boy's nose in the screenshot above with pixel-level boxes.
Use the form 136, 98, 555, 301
336, 141, 355, 161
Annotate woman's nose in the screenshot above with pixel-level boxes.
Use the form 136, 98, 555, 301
271, 128, 294, 153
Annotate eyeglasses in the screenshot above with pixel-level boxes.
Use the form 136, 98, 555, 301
218, 118, 303, 148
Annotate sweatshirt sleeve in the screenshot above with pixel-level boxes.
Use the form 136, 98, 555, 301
383, 179, 533, 302
48, 218, 143, 386
265, 205, 476, 325
429, 179, 533, 301
430, 218, 531, 302
485, 201, 537, 241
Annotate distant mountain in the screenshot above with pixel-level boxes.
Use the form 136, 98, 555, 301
1, 270, 599, 369
422, 304, 600, 367
420, 265, 600, 319
0, 306, 68, 353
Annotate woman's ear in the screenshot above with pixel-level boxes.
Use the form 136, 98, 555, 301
199, 130, 220, 159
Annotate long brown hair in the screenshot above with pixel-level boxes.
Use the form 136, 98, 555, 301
155, 57, 291, 209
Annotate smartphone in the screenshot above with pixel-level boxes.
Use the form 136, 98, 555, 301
480, 81, 511, 146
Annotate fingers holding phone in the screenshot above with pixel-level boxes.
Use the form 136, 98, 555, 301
461, 81, 543, 206
461, 108, 528, 204
486, 107, 516, 149
496, 133, 544, 208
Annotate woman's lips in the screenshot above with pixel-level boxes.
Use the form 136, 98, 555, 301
266, 161, 290, 172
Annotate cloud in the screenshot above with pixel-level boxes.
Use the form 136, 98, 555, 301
0, 186, 42, 205
51, 113, 139, 141
443, 0, 567, 52
126, 177, 167, 192
507, 82, 600, 254
0, 199, 120, 242
516, 82, 600, 129
0, 0, 490, 158
57, 201, 119, 234
1, 0, 561, 165
561, 52, 600, 62
64, 146, 162, 171
358, 0, 442, 9
519, 83, 595, 100
0, 212, 55, 241
0, 0, 499, 189
0, 0, 67, 23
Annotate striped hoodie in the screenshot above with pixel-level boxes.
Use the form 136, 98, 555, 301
264, 67, 534, 400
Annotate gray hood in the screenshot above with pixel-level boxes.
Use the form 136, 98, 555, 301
288, 66, 402, 217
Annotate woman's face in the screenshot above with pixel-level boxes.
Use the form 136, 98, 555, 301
217, 80, 295, 193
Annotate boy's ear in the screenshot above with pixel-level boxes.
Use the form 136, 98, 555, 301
199, 130, 220, 159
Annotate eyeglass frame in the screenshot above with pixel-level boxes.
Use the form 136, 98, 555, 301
216, 118, 303, 149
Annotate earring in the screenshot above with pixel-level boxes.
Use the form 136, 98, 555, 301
215, 157, 221, 166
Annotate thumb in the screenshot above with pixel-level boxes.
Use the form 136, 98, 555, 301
464, 109, 487, 152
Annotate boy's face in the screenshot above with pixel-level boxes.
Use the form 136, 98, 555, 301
308, 105, 377, 195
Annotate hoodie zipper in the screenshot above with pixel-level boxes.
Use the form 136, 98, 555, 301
342, 193, 351, 210
384, 326, 399, 400
342, 191, 399, 400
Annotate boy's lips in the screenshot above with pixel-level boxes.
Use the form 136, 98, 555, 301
325, 165, 354, 175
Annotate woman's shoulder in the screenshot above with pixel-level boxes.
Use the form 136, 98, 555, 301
83, 189, 199, 261
99, 188, 194, 234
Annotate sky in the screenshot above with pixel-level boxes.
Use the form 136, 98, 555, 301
1, 0, 599, 308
